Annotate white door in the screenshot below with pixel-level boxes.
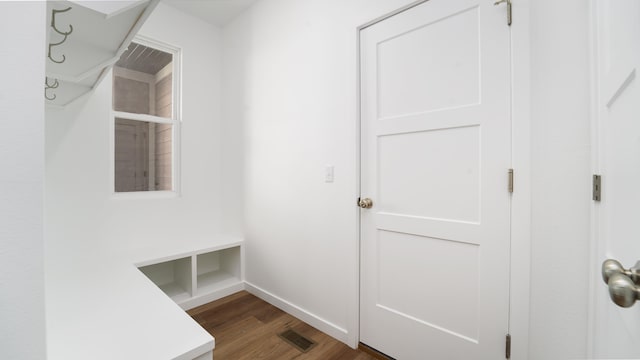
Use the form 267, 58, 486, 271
115, 119, 149, 192
359, 1, 512, 359
592, 0, 640, 357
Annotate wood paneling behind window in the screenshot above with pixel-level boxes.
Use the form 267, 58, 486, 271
113, 76, 150, 114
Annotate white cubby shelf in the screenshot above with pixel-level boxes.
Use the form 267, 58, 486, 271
137, 240, 244, 310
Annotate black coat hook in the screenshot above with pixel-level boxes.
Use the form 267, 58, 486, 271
48, 7, 73, 64
45, 77, 59, 101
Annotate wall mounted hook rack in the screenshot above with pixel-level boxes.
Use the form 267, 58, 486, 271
48, 7, 73, 64
45, 77, 59, 101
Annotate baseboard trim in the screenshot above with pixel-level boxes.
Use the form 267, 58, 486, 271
244, 281, 350, 344
179, 282, 245, 311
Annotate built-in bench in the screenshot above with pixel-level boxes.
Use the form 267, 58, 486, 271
136, 240, 244, 310
46, 237, 243, 360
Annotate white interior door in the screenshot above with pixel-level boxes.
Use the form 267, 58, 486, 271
359, 1, 512, 359
593, 0, 640, 357
115, 119, 149, 192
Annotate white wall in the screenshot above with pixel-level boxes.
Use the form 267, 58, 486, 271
225, 0, 594, 356
528, 0, 592, 358
0, 3, 47, 360
45, 3, 224, 261
223, 0, 423, 345
41, 0, 596, 356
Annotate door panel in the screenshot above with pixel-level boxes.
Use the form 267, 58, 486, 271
378, 126, 481, 222
376, 5, 480, 118
593, 0, 640, 357
360, 1, 511, 359
377, 230, 480, 341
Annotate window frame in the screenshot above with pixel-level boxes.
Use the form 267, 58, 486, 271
109, 35, 182, 198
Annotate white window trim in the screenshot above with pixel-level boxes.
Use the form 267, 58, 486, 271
109, 35, 182, 198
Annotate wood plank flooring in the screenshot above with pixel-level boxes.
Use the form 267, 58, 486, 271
187, 291, 377, 360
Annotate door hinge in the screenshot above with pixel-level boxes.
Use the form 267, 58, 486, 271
505, 334, 511, 359
508, 169, 514, 193
494, 0, 512, 26
593, 174, 602, 201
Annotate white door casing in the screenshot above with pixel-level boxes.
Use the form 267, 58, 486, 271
592, 0, 640, 357
359, 0, 512, 359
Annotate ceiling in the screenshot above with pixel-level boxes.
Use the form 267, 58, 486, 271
162, 0, 260, 26
71, 1, 141, 16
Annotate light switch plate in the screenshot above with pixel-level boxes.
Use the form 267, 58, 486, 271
325, 165, 334, 183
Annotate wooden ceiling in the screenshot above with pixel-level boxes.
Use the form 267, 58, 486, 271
115, 42, 172, 75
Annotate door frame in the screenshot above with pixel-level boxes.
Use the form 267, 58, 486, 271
351, 1, 532, 358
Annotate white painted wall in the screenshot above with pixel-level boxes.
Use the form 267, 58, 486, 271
528, 0, 592, 358
223, 0, 426, 345
39, 0, 595, 356
45, 3, 224, 261
224, 0, 594, 356
0, 3, 47, 360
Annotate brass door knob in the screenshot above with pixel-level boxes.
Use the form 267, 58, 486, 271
358, 198, 373, 209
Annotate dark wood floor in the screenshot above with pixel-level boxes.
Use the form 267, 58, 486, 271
188, 291, 377, 360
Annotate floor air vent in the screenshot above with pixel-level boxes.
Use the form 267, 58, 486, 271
278, 329, 316, 353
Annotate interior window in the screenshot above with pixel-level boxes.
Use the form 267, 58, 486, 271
112, 41, 178, 193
